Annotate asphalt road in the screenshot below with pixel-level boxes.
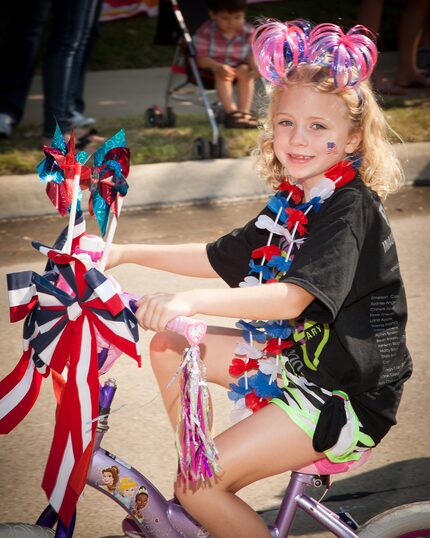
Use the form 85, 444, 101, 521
0, 188, 429, 537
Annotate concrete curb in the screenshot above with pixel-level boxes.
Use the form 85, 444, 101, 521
1, 142, 429, 220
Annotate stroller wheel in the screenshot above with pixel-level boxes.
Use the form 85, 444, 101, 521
210, 137, 228, 159
165, 107, 176, 127
145, 106, 164, 128
193, 137, 211, 160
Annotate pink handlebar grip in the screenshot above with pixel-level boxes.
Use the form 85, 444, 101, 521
128, 299, 206, 346
167, 316, 207, 346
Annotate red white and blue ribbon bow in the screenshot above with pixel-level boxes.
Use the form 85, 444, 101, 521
0, 244, 140, 525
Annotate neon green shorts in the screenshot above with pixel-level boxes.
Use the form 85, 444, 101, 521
271, 365, 375, 463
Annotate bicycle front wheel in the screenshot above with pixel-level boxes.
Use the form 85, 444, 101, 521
357, 501, 430, 537
0, 523, 55, 537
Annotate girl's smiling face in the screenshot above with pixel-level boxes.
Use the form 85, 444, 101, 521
273, 85, 361, 195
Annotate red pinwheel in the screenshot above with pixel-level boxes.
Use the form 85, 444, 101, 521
89, 147, 130, 213
89, 131, 131, 237
38, 130, 91, 216
285, 207, 309, 236
324, 160, 356, 188
229, 358, 259, 376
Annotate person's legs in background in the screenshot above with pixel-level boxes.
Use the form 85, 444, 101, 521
357, 0, 384, 37
357, 0, 430, 92
395, 0, 430, 87
356, 0, 403, 94
235, 64, 256, 127
68, 0, 104, 128
416, 6, 430, 75
214, 71, 236, 115
215, 67, 257, 128
0, 0, 52, 137
42, 0, 95, 139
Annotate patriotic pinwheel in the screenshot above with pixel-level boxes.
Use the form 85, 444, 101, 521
37, 126, 91, 217
89, 129, 130, 238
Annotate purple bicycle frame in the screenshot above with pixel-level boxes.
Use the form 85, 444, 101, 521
37, 379, 359, 538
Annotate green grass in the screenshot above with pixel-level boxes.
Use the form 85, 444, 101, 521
383, 95, 430, 144
0, 93, 428, 176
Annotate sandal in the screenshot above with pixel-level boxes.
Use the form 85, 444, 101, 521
239, 112, 258, 128
224, 111, 249, 129
75, 128, 105, 150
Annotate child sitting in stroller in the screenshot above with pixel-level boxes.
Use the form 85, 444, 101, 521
193, 0, 258, 128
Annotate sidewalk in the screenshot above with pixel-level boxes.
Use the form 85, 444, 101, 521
1, 142, 430, 220
18, 51, 411, 126
1, 54, 428, 220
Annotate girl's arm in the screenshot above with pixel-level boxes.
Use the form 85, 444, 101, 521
135, 282, 315, 331
107, 242, 219, 278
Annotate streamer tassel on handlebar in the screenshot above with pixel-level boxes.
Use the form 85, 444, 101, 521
174, 336, 220, 484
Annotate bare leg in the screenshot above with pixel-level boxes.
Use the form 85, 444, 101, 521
175, 403, 323, 538
235, 64, 255, 115
150, 326, 249, 428
151, 327, 322, 537
214, 74, 236, 113
357, 0, 384, 34
356, 0, 404, 93
395, 0, 430, 86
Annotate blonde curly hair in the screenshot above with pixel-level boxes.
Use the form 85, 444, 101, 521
252, 64, 404, 199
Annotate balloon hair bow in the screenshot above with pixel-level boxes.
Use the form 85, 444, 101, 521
252, 20, 377, 89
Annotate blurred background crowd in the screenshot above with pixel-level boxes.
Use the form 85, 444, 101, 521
0, 0, 428, 148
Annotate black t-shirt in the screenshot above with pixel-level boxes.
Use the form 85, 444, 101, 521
206, 178, 412, 444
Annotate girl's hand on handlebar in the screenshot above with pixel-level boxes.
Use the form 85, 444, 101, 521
134, 291, 196, 332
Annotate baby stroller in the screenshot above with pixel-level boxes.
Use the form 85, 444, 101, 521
147, 0, 228, 160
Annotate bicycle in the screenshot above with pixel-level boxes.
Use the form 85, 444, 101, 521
1, 313, 429, 538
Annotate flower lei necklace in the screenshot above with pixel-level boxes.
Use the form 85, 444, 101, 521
227, 158, 359, 422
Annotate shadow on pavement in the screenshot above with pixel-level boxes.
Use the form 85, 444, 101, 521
259, 458, 430, 535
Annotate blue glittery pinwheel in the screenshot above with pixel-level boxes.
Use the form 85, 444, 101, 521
89, 129, 130, 236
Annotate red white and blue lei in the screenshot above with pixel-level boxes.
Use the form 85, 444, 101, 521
227, 158, 359, 422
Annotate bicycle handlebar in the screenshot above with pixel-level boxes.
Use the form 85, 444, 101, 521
129, 299, 207, 345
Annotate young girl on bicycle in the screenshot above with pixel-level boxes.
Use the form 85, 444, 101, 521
107, 20, 412, 538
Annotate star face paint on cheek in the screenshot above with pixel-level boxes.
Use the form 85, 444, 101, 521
326, 142, 338, 154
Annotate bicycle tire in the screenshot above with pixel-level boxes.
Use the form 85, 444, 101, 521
0, 523, 55, 537
357, 501, 430, 537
